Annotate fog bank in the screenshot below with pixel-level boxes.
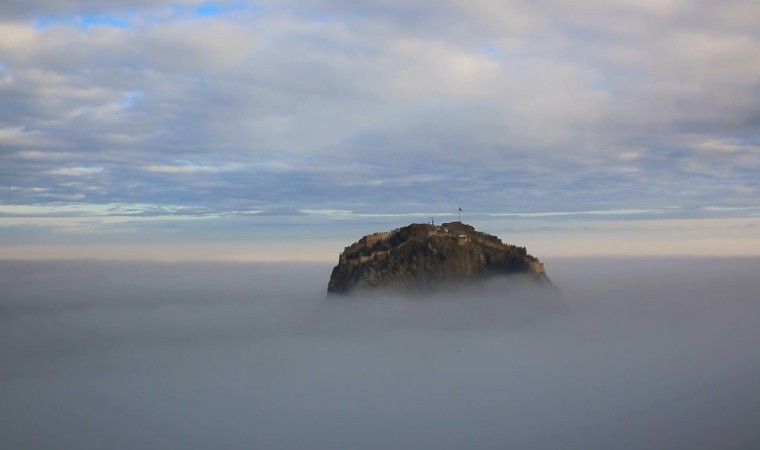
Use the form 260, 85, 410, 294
2, 258, 759, 450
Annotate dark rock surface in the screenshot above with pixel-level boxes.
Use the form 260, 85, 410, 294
327, 222, 552, 295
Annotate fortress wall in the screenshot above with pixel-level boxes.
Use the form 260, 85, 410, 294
365, 231, 393, 247
529, 261, 545, 273
338, 228, 402, 262
341, 249, 390, 265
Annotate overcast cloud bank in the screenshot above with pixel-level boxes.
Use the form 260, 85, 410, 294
1, 1, 759, 219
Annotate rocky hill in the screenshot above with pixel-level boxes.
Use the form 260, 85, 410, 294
327, 222, 552, 294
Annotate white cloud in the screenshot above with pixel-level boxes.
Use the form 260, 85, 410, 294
0, 0, 757, 241
143, 162, 245, 174
0, 0, 207, 20
48, 166, 107, 176
617, 150, 642, 161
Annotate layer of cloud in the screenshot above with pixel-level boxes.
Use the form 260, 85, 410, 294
0, 1, 758, 221
2, 258, 760, 449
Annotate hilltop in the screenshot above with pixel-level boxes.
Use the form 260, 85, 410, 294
327, 222, 552, 294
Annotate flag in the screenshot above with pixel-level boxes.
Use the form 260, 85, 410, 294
458, 206, 463, 212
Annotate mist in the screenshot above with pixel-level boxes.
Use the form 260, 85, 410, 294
2, 258, 759, 450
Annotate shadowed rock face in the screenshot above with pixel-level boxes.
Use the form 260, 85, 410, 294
327, 222, 552, 294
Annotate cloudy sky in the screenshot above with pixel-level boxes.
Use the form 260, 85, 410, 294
1, 0, 759, 259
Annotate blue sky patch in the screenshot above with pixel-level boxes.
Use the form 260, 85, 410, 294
482, 44, 499, 55
194, 2, 263, 18
121, 91, 143, 108
35, 14, 130, 30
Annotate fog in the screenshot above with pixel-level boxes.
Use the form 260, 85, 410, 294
2, 258, 760, 450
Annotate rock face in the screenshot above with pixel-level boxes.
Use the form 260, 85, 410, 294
327, 222, 551, 295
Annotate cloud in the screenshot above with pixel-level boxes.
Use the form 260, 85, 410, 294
143, 161, 245, 174
0, 0, 758, 226
1, 258, 760, 449
48, 166, 107, 176
0, 1, 207, 20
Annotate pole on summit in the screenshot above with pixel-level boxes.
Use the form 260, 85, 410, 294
458, 206, 462, 222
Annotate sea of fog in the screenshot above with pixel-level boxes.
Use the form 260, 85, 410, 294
2, 257, 760, 450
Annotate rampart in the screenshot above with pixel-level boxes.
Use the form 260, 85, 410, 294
529, 261, 545, 274
339, 228, 399, 263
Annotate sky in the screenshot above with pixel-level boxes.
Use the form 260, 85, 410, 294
1, 0, 759, 259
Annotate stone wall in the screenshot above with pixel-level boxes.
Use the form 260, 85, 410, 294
529, 261, 545, 273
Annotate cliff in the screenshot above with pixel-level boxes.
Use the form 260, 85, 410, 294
327, 222, 552, 294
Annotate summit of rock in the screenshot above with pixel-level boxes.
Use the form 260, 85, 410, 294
327, 222, 552, 295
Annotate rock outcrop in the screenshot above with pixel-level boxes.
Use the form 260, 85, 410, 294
327, 222, 552, 295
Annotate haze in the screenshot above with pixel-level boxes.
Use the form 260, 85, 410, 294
2, 257, 759, 449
